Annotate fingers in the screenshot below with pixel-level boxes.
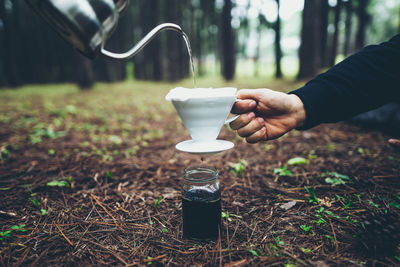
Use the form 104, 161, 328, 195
388, 138, 400, 148
231, 99, 256, 114
230, 112, 255, 130
237, 117, 265, 138
246, 127, 267, 143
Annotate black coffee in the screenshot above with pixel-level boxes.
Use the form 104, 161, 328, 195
182, 189, 221, 240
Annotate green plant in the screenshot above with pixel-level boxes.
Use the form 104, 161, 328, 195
287, 157, 307, 165
322, 172, 351, 186
300, 225, 312, 232
29, 124, 66, 144
301, 247, 311, 253
304, 186, 318, 204
29, 193, 41, 207
106, 171, 113, 182
248, 249, 259, 256
0, 144, 10, 161
10, 224, 26, 232
314, 207, 327, 225
108, 135, 122, 145
0, 230, 11, 240
221, 211, 242, 222
47, 177, 72, 187
275, 236, 285, 246
274, 166, 293, 176
230, 159, 247, 176
0, 224, 26, 241
369, 201, 380, 208
154, 196, 163, 208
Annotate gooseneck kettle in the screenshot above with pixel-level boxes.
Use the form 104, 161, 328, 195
25, 0, 184, 59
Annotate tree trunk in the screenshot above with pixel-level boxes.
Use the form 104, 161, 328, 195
0, 0, 20, 87
298, 0, 322, 80
195, 2, 203, 76
253, 20, 261, 77
75, 54, 95, 90
343, 1, 353, 56
355, 0, 370, 51
274, 0, 282, 78
328, 0, 342, 66
133, 0, 162, 80
165, 0, 181, 81
178, 1, 189, 80
320, 0, 329, 68
221, 0, 235, 81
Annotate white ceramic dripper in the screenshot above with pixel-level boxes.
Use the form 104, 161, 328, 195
166, 87, 238, 154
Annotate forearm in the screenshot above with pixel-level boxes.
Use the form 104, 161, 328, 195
290, 33, 400, 129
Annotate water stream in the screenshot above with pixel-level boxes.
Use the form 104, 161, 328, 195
182, 32, 197, 89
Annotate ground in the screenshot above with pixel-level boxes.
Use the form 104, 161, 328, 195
0, 78, 399, 266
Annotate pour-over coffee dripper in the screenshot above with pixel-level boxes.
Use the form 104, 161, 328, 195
166, 87, 239, 154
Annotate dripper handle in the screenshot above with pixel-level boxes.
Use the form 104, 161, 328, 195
225, 99, 242, 124
225, 115, 239, 124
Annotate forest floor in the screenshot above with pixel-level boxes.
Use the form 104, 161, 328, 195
0, 77, 399, 266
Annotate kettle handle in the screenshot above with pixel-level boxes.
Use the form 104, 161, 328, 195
101, 23, 183, 60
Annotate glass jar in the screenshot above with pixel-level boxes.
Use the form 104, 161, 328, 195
182, 166, 221, 240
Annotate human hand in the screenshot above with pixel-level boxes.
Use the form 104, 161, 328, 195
388, 139, 400, 149
230, 89, 306, 143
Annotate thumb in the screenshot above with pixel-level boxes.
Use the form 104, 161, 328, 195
388, 138, 400, 148
237, 89, 269, 101
231, 89, 267, 114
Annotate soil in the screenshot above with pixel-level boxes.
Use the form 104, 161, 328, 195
0, 81, 399, 266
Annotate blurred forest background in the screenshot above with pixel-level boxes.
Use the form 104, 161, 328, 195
0, 0, 399, 89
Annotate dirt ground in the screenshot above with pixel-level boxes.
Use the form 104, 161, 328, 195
0, 79, 399, 266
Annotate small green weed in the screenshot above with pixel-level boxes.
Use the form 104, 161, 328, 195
273, 166, 293, 176
275, 236, 285, 246
47, 177, 72, 187
154, 196, 163, 208
248, 249, 259, 256
300, 225, 312, 232
304, 186, 318, 204
369, 201, 380, 208
29, 193, 41, 207
0, 230, 12, 241
29, 124, 65, 144
287, 157, 307, 165
108, 135, 123, 145
0, 224, 26, 241
0, 144, 11, 161
230, 159, 247, 176
221, 211, 242, 222
301, 247, 311, 253
322, 172, 351, 186
106, 171, 113, 182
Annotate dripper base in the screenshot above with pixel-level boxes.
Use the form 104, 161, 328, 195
176, 140, 234, 155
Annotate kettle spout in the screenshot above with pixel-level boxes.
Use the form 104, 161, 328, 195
101, 23, 183, 60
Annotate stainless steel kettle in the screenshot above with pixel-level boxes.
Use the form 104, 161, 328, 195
25, 0, 183, 59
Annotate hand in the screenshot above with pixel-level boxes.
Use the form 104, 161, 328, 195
230, 89, 306, 143
388, 139, 400, 149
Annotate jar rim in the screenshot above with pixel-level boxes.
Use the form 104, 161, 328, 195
184, 166, 218, 183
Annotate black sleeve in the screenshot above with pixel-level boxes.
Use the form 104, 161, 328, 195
290, 33, 400, 130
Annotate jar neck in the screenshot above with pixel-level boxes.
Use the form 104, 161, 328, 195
184, 166, 218, 184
